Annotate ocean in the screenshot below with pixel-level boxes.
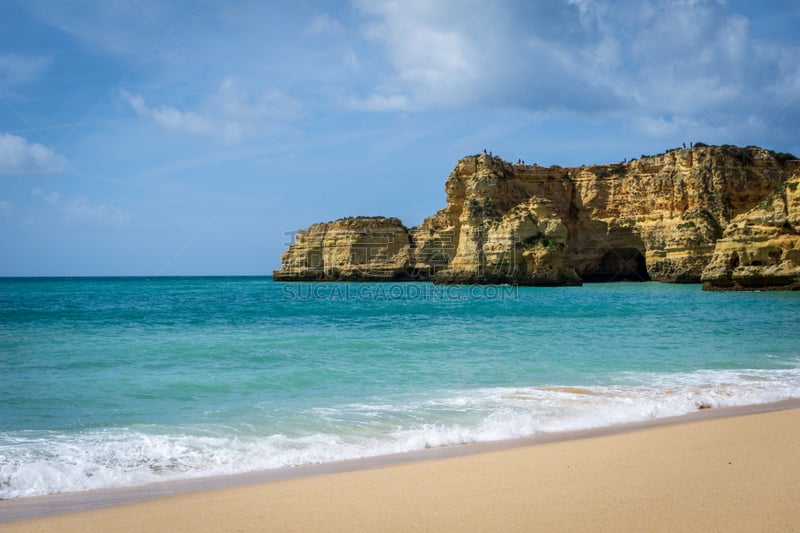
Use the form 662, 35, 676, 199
1, 277, 799, 499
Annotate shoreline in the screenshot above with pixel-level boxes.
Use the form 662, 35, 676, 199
3, 397, 800, 526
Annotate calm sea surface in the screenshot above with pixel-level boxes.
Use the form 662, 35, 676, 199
1, 277, 799, 498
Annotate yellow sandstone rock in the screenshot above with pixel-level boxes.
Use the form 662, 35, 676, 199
273, 217, 413, 281
702, 173, 800, 290
274, 146, 800, 289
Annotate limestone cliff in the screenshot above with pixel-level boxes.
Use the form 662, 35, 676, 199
273, 217, 413, 281
701, 174, 800, 290
274, 145, 800, 288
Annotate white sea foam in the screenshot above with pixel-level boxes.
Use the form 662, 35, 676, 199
2, 366, 800, 499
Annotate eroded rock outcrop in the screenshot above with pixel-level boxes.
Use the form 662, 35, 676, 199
701, 174, 800, 290
274, 146, 800, 288
273, 217, 414, 281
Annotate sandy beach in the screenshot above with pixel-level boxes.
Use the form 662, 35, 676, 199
3, 403, 799, 532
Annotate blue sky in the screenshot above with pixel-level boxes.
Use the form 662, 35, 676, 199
1, 0, 798, 276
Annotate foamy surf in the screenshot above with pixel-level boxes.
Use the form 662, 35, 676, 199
3, 366, 799, 499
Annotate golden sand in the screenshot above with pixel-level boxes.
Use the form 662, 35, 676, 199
3, 408, 799, 532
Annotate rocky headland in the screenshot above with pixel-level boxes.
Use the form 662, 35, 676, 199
274, 145, 800, 290
701, 174, 800, 290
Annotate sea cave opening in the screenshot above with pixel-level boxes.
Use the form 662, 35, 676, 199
582, 247, 651, 282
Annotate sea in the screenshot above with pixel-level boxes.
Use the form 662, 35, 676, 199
1, 277, 799, 499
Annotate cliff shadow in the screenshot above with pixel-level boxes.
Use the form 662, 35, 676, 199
581, 247, 651, 282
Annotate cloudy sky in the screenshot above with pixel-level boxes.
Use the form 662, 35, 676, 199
1, 0, 798, 276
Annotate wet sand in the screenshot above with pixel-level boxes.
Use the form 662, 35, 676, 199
3, 401, 800, 531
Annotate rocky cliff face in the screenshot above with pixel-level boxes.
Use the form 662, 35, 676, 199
273, 217, 414, 281
274, 146, 800, 289
701, 174, 800, 290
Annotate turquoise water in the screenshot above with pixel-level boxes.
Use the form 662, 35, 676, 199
1, 277, 799, 498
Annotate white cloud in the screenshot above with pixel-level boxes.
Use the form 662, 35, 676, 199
602, 2, 800, 135
346, 93, 410, 112
30, 187, 129, 228
304, 13, 344, 36
121, 89, 213, 136
122, 79, 301, 144
349, 0, 800, 141
0, 54, 50, 93
216, 80, 302, 143
351, 0, 486, 110
32, 187, 62, 205
0, 133, 66, 175
348, 0, 626, 112
63, 197, 130, 228
149, 106, 213, 135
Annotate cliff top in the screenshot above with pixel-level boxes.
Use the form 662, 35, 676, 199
464, 144, 798, 172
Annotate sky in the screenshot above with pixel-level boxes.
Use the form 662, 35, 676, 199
1, 0, 798, 276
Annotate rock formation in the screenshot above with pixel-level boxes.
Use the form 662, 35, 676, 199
701, 174, 800, 290
274, 145, 800, 289
273, 217, 414, 281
